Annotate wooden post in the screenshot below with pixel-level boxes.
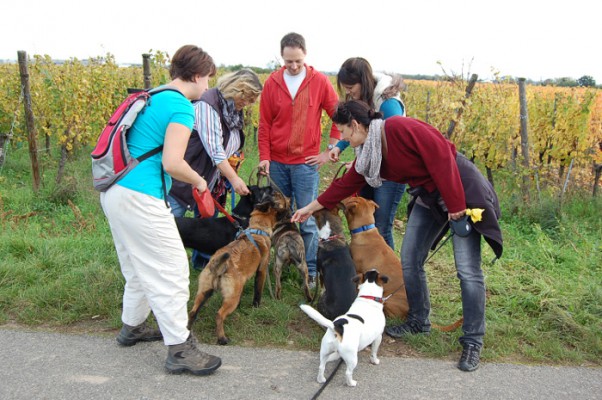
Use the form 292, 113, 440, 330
425, 90, 430, 123
518, 77, 531, 203
446, 73, 478, 139
143, 54, 151, 89
17, 51, 41, 192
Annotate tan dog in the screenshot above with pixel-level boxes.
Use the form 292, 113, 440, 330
188, 192, 289, 345
340, 196, 409, 319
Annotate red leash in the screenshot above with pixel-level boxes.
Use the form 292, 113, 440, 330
212, 197, 238, 226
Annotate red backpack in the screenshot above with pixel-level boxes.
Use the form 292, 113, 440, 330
91, 88, 178, 191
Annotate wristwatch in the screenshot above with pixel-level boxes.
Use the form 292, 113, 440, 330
327, 144, 335, 150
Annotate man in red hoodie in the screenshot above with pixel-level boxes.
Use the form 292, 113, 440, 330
258, 32, 340, 287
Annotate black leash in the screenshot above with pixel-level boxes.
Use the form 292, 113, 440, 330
309, 359, 343, 400
424, 231, 455, 264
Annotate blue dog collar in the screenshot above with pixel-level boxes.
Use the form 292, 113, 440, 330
350, 223, 376, 235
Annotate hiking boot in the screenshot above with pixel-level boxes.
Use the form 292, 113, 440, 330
385, 320, 431, 338
458, 343, 481, 372
116, 322, 162, 346
166, 334, 222, 376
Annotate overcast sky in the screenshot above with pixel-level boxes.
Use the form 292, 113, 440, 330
3, 0, 601, 83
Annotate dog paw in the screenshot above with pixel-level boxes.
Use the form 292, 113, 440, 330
370, 357, 380, 365
346, 379, 357, 387
317, 375, 326, 383
217, 336, 230, 345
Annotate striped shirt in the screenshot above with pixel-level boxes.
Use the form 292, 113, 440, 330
193, 100, 242, 189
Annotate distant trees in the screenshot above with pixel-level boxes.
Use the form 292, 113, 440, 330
577, 75, 596, 87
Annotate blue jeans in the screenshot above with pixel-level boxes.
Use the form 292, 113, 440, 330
269, 161, 319, 277
401, 203, 485, 347
166, 195, 208, 270
360, 180, 406, 250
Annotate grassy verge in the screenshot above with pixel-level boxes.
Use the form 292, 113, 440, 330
0, 141, 600, 367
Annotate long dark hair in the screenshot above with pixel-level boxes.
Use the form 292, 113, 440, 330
337, 58, 376, 107
332, 100, 383, 128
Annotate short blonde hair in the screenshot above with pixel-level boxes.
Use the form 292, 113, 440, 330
217, 69, 262, 101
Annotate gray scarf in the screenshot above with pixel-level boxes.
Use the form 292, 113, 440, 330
354, 119, 385, 187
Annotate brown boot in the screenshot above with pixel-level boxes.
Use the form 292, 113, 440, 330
116, 322, 162, 346
166, 334, 222, 375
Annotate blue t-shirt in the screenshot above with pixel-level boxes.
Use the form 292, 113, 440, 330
118, 89, 194, 199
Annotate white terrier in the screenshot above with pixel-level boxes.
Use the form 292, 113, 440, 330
300, 269, 388, 387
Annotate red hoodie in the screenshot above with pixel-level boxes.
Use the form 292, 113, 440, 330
258, 65, 340, 164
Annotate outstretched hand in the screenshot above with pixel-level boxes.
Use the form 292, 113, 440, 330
291, 206, 313, 223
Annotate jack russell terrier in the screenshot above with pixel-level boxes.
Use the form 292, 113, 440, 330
300, 269, 389, 387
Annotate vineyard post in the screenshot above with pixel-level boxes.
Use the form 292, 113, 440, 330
518, 78, 532, 203
446, 73, 478, 140
143, 54, 151, 89
17, 51, 41, 192
425, 90, 430, 123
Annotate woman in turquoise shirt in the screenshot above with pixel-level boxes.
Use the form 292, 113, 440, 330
100, 45, 221, 376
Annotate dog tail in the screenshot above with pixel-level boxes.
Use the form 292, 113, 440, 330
433, 317, 464, 332
300, 304, 334, 331
208, 253, 231, 276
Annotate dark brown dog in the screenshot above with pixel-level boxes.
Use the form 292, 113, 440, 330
271, 208, 312, 302
188, 191, 289, 345
313, 207, 358, 321
340, 196, 409, 319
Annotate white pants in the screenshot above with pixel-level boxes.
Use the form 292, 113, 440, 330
100, 185, 190, 345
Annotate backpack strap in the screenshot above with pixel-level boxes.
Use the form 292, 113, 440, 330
140, 86, 186, 208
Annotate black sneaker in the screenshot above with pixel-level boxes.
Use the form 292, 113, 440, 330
385, 320, 430, 338
116, 322, 162, 346
308, 276, 316, 290
458, 343, 481, 372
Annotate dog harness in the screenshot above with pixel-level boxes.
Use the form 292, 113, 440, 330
236, 228, 270, 251
349, 223, 376, 235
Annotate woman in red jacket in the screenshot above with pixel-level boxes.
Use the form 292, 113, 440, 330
292, 100, 503, 372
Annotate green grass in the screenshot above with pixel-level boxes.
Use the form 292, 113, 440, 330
0, 138, 600, 367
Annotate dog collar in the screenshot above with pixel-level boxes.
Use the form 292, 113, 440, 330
318, 234, 345, 243
359, 295, 385, 304
350, 223, 376, 235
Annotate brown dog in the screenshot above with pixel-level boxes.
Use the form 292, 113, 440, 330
271, 208, 312, 302
340, 196, 409, 319
188, 191, 289, 345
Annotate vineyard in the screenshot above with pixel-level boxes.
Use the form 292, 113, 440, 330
1, 52, 601, 366
1, 52, 601, 197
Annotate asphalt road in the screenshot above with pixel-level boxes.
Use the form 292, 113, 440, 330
1, 327, 600, 400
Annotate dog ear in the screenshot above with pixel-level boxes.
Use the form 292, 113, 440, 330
369, 199, 379, 210
255, 200, 271, 213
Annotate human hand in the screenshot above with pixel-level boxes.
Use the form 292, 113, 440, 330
258, 160, 270, 175
291, 206, 313, 223
329, 147, 341, 162
448, 210, 466, 221
193, 177, 208, 194
305, 151, 330, 168
344, 161, 353, 170
230, 176, 250, 196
